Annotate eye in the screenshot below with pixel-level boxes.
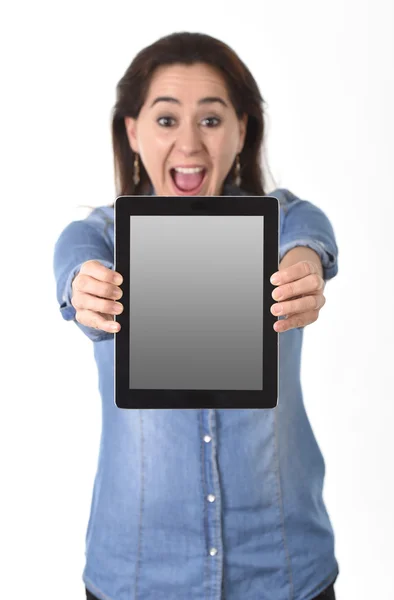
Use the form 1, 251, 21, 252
201, 117, 221, 127
157, 116, 176, 127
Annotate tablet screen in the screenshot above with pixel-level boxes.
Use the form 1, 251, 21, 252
129, 215, 264, 391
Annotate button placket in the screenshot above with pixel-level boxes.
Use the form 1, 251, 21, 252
201, 406, 223, 600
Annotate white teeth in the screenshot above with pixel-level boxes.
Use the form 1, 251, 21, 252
174, 167, 204, 174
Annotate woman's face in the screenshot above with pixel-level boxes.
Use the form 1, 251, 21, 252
124, 63, 248, 196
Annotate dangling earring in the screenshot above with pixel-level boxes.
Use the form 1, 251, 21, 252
133, 153, 140, 186
234, 154, 241, 187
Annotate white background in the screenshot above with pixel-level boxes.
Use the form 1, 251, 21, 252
1, 1, 393, 599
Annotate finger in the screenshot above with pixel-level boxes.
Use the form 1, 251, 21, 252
80, 260, 123, 285
271, 293, 325, 317
270, 260, 318, 286
274, 310, 319, 333
72, 291, 124, 316
75, 308, 121, 333
272, 272, 324, 302
73, 274, 123, 301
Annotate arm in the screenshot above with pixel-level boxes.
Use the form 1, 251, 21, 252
53, 213, 114, 342
278, 188, 338, 282
270, 189, 338, 332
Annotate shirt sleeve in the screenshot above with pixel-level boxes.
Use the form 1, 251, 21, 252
278, 189, 339, 281
53, 215, 114, 342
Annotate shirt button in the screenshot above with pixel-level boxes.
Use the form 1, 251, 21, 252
207, 494, 216, 502
204, 435, 212, 443
209, 547, 218, 556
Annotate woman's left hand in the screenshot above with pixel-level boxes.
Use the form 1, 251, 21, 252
270, 260, 326, 332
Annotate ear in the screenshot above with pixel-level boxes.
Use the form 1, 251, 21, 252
237, 114, 248, 154
124, 116, 139, 153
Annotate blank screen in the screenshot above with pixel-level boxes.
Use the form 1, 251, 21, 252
129, 215, 264, 390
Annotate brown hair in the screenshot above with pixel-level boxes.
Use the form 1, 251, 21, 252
111, 31, 275, 197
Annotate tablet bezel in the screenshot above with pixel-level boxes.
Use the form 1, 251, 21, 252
114, 195, 279, 410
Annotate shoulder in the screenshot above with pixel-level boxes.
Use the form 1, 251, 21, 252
73, 205, 114, 239
267, 188, 302, 214
235, 186, 302, 214
269, 188, 333, 227
55, 205, 114, 251
85, 205, 114, 228
61, 204, 114, 232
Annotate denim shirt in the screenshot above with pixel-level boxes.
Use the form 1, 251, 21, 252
53, 186, 339, 600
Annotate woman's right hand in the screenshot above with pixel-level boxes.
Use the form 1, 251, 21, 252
71, 260, 123, 333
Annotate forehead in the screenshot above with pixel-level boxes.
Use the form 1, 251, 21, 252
145, 63, 230, 102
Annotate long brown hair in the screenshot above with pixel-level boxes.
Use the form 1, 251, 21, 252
112, 32, 275, 197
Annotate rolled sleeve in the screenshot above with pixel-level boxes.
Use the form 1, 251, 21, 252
278, 189, 338, 281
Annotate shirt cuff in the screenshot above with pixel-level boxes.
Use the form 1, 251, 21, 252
279, 238, 338, 281
59, 259, 114, 342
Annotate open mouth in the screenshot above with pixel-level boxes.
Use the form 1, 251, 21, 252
170, 167, 207, 195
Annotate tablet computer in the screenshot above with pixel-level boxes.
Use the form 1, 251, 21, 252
114, 195, 279, 410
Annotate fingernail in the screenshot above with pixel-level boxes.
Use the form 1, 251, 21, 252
272, 289, 283, 301
110, 323, 119, 332
272, 304, 283, 315
114, 274, 123, 285
270, 273, 281, 285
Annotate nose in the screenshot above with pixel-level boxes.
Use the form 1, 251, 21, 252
175, 120, 203, 155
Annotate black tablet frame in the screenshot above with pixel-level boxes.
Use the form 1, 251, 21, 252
114, 195, 279, 410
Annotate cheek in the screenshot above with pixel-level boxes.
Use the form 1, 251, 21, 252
209, 132, 239, 172
138, 131, 172, 177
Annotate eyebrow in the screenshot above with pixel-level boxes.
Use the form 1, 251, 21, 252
149, 96, 228, 108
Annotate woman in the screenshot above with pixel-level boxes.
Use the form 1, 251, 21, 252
54, 32, 339, 600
